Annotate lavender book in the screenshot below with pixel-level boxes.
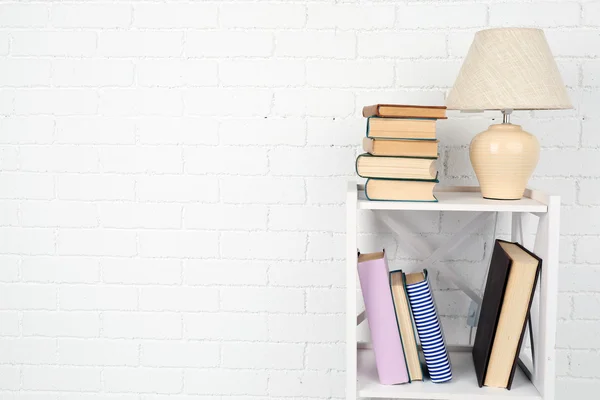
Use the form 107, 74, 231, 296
357, 251, 409, 385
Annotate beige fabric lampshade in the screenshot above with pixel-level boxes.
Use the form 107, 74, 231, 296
446, 28, 572, 110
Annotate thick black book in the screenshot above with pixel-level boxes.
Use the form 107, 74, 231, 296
472, 240, 541, 389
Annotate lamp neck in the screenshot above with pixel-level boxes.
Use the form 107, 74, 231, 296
502, 109, 513, 124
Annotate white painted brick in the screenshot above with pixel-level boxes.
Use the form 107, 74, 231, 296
0, 256, 19, 282
139, 231, 218, 259
134, 3, 217, 28
269, 314, 344, 343
185, 369, 268, 396
136, 60, 217, 87
186, 31, 273, 57
103, 312, 181, 339
220, 176, 305, 204
137, 175, 218, 202
556, 349, 570, 376
140, 286, 218, 312
98, 32, 183, 57
23, 366, 101, 391
0, 33, 8, 56
306, 177, 347, 205
141, 341, 219, 368
306, 343, 345, 370
0, 147, 17, 172
396, 60, 462, 88
0, 283, 56, 310
276, 31, 355, 59
99, 146, 182, 174
21, 256, 99, 283
0, 311, 19, 337
221, 60, 304, 87
307, 60, 393, 88
0, 59, 51, 87
307, 117, 363, 146
271, 147, 354, 177
58, 338, 138, 366
58, 174, 135, 201
184, 312, 267, 341
537, 149, 599, 176
557, 378, 600, 399
307, 288, 345, 313
15, 89, 97, 116
358, 32, 447, 58
546, 30, 600, 57
56, 117, 136, 145
0, 4, 48, 27
556, 60, 580, 88
308, 4, 394, 29
222, 342, 304, 369
307, 232, 345, 260
99, 89, 182, 117
52, 3, 131, 28
579, 179, 600, 205
0, 89, 14, 114
58, 229, 136, 257
398, 3, 487, 28
514, 118, 580, 148
220, 117, 305, 146
184, 260, 268, 286
184, 88, 271, 117
269, 261, 344, 288
12, 31, 96, 56
269, 205, 345, 232
20, 145, 99, 173
102, 258, 181, 285
557, 321, 600, 348
22, 311, 100, 337
560, 265, 600, 292
583, 60, 600, 87
582, 89, 600, 118
273, 89, 354, 118
0, 337, 57, 364
221, 232, 306, 260
562, 208, 600, 234
184, 146, 267, 175
60, 285, 137, 311
221, 287, 304, 313
584, 2, 600, 26
355, 90, 445, 115
269, 370, 344, 398
99, 203, 180, 229
104, 368, 182, 394
490, 3, 580, 27
0, 200, 18, 226
570, 351, 600, 377
0, 227, 54, 255
222, 3, 305, 28
0, 365, 19, 389
573, 295, 600, 320
138, 117, 218, 145
52, 59, 134, 88
184, 204, 267, 230
0, 116, 53, 144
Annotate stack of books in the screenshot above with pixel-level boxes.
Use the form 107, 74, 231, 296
356, 104, 447, 202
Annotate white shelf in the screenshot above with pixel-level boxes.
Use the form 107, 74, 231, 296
357, 186, 548, 213
358, 349, 541, 400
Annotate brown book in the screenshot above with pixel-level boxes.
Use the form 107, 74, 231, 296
366, 118, 437, 140
390, 271, 423, 381
356, 154, 437, 180
365, 179, 437, 202
363, 104, 447, 119
473, 240, 541, 390
363, 137, 438, 158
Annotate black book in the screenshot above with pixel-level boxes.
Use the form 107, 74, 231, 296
472, 240, 541, 389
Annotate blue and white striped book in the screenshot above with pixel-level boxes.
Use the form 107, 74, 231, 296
405, 270, 452, 383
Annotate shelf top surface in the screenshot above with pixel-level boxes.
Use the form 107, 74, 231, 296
358, 349, 541, 400
354, 186, 549, 213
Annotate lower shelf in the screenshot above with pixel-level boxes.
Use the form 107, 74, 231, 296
357, 348, 541, 400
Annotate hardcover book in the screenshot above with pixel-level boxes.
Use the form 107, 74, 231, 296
366, 117, 437, 140
363, 104, 447, 119
357, 251, 409, 385
364, 179, 438, 202
356, 154, 437, 180
405, 270, 452, 383
363, 137, 439, 158
473, 240, 542, 389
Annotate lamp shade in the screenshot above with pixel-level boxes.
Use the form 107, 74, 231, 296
446, 28, 572, 110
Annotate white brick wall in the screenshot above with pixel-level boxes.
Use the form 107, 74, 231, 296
0, 0, 598, 398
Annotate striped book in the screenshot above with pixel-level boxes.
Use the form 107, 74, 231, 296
405, 270, 452, 383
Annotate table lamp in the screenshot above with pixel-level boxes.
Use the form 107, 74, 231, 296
446, 28, 572, 200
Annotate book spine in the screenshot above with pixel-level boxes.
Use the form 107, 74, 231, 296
405, 271, 452, 383
358, 255, 409, 385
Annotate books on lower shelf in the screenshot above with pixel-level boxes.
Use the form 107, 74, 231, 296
357, 104, 446, 202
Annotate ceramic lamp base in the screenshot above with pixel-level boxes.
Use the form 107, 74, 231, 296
469, 123, 539, 200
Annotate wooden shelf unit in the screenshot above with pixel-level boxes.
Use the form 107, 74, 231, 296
346, 183, 560, 400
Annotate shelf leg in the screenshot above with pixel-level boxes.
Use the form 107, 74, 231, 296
346, 182, 358, 400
